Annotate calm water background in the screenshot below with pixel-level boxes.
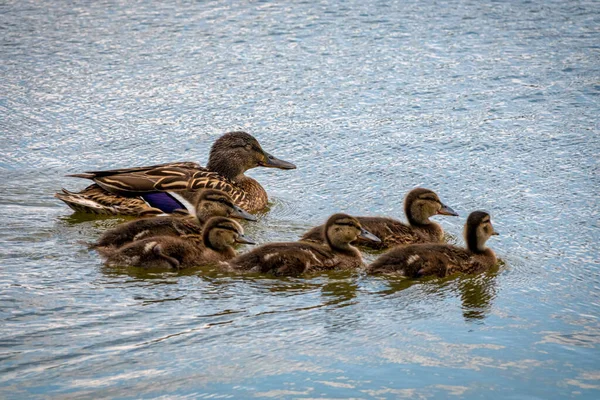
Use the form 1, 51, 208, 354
1, 0, 599, 398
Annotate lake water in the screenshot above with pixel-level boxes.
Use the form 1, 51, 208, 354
1, 0, 599, 398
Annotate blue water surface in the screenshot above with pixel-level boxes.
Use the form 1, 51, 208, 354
1, 0, 599, 398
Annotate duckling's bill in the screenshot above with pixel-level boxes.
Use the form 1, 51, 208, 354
438, 204, 459, 216
231, 205, 258, 221
359, 229, 381, 243
235, 234, 256, 245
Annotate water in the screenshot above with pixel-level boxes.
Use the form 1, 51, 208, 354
1, 0, 599, 398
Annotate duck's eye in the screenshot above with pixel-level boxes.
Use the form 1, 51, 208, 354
245, 144, 253, 151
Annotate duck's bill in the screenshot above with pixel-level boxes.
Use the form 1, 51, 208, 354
260, 152, 296, 170
235, 234, 256, 245
230, 205, 258, 222
359, 229, 381, 243
438, 204, 459, 216
491, 230, 500, 236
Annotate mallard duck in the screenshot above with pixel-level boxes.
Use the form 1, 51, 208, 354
90, 189, 256, 250
367, 211, 499, 277
97, 217, 255, 269
220, 213, 380, 276
55, 131, 296, 215
300, 188, 458, 250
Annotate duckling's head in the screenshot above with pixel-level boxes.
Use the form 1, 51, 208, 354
203, 217, 255, 251
464, 211, 499, 253
404, 188, 458, 225
195, 189, 257, 222
323, 213, 380, 250
206, 131, 296, 179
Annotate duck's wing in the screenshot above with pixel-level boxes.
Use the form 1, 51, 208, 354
90, 165, 249, 207
60, 162, 250, 215
351, 217, 420, 250
90, 165, 201, 195
231, 242, 336, 276
368, 244, 469, 277
67, 162, 202, 180
55, 185, 161, 216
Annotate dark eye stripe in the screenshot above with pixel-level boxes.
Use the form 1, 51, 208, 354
421, 196, 439, 202
216, 225, 240, 233
336, 222, 359, 228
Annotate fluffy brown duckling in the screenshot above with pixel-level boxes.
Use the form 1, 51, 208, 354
90, 189, 256, 250
98, 217, 254, 269
367, 211, 499, 277
220, 213, 380, 276
301, 188, 458, 250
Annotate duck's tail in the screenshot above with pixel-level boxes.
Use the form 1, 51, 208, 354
54, 185, 160, 216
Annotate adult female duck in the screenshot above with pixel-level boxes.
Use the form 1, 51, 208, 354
55, 131, 296, 215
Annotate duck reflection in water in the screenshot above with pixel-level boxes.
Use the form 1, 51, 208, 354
373, 268, 499, 322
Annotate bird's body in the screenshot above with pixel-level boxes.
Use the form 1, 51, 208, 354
55, 132, 296, 215
301, 188, 457, 249
90, 189, 255, 250
97, 217, 254, 269
222, 213, 380, 276
367, 211, 499, 277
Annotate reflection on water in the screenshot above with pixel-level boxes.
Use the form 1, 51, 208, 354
2, 0, 599, 398
457, 272, 498, 322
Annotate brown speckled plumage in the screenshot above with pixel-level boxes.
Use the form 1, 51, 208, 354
367, 211, 499, 277
55, 132, 295, 215
221, 213, 380, 276
90, 190, 255, 250
97, 217, 253, 269
301, 188, 457, 250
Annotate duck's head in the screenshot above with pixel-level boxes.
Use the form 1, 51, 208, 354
404, 188, 458, 225
464, 211, 499, 253
195, 189, 257, 222
203, 217, 255, 251
323, 213, 380, 250
206, 131, 296, 179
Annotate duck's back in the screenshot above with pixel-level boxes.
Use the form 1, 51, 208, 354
98, 235, 199, 269
93, 215, 202, 249
57, 162, 267, 214
227, 242, 344, 276
301, 216, 441, 249
368, 243, 496, 277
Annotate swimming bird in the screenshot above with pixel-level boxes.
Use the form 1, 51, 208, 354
55, 131, 296, 215
97, 217, 254, 269
367, 211, 499, 277
90, 189, 256, 250
301, 188, 458, 249
221, 213, 380, 276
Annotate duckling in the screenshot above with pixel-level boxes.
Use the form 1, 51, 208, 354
90, 189, 256, 250
55, 131, 296, 215
98, 217, 255, 269
367, 211, 499, 277
301, 188, 458, 250
221, 213, 380, 276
